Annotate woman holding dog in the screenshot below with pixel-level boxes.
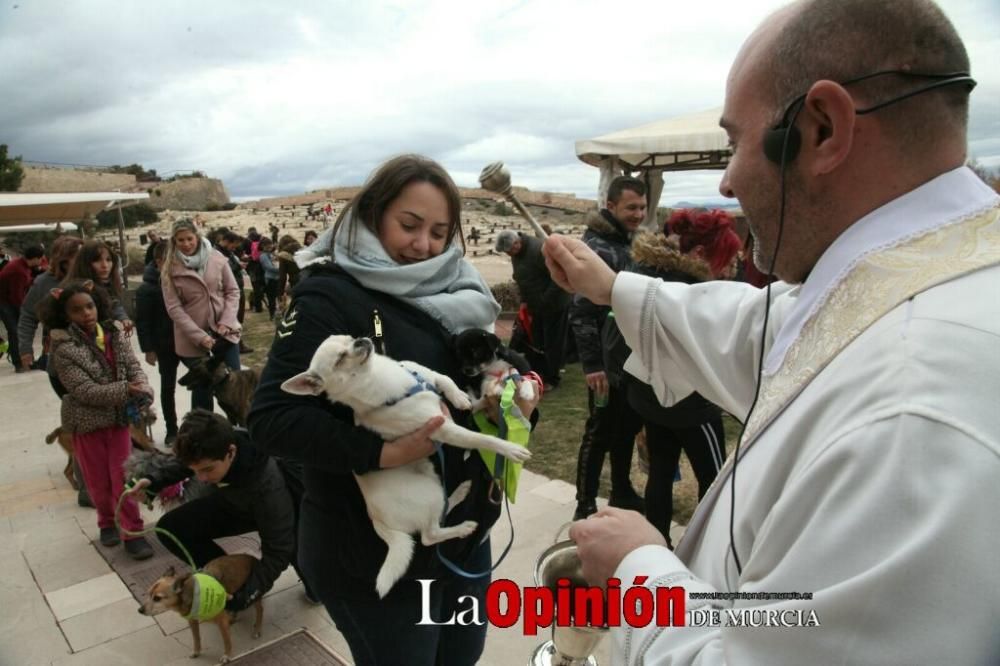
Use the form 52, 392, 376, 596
251, 154, 538, 666
161, 218, 242, 412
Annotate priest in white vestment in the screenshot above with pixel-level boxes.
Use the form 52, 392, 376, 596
545, 1, 1000, 664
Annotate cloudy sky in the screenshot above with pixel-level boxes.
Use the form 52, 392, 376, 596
3, 0, 997, 205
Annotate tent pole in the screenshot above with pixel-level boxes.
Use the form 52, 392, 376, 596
116, 204, 129, 289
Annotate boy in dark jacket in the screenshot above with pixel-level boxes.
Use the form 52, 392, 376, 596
570, 176, 647, 520
131, 410, 305, 610
134, 242, 179, 443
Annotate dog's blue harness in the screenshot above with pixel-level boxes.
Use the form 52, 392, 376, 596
382, 369, 438, 407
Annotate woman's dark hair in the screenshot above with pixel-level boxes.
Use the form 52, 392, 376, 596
152, 240, 168, 263
258, 237, 274, 251
174, 409, 235, 464
38, 279, 113, 330
667, 209, 743, 277
304, 229, 318, 243
333, 154, 465, 255
67, 240, 122, 297
48, 235, 84, 280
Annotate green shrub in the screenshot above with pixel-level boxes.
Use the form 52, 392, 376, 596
490, 280, 520, 311
96, 202, 159, 229
493, 202, 512, 216
221, 202, 238, 211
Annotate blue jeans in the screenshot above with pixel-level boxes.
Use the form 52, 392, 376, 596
324, 540, 491, 666
181, 342, 241, 412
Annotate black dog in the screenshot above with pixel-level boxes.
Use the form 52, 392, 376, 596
453, 328, 536, 409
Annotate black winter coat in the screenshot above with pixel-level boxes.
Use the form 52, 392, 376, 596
143, 430, 296, 602
511, 233, 570, 314
134, 262, 176, 355
570, 210, 635, 374
248, 265, 502, 601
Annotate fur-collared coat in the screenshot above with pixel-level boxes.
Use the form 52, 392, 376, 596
50, 322, 151, 434
622, 232, 722, 427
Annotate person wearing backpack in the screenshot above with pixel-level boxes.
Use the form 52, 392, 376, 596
602, 209, 742, 545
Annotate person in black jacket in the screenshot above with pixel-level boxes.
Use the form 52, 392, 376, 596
570, 176, 647, 520
496, 230, 570, 390
135, 241, 179, 443
612, 209, 742, 545
130, 409, 297, 611
249, 154, 538, 666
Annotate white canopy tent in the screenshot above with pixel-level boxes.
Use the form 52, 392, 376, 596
0, 191, 149, 228
0, 191, 150, 282
575, 108, 731, 225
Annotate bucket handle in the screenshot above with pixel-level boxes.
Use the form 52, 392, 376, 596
554, 520, 574, 545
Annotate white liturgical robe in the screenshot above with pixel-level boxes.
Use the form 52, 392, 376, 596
609, 167, 1000, 665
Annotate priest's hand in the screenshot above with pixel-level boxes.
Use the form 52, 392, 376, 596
542, 235, 616, 306
569, 507, 667, 586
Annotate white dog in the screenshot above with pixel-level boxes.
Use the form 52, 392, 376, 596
281, 335, 532, 598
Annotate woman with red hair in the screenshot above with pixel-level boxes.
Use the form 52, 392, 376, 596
606, 208, 742, 545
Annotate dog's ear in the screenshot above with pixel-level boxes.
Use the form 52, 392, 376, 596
486, 332, 501, 353
281, 371, 325, 396
172, 573, 191, 595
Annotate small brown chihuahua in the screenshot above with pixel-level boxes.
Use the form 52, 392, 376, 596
139, 554, 263, 662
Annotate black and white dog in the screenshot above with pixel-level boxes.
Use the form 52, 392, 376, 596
453, 328, 538, 410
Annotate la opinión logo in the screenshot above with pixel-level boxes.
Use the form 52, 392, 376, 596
416, 577, 686, 634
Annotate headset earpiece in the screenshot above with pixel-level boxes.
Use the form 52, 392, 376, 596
763, 123, 801, 165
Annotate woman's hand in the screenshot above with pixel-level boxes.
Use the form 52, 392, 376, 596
199, 336, 215, 351
128, 381, 150, 396
216, 324, 234, 337
378, 415, 445, 469
144, 351, 157, 366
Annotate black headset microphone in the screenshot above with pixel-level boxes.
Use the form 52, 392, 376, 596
726, 70, 977, 578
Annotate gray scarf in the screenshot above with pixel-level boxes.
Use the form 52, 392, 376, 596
296, 215, 499, 334
177, 237, 212, 276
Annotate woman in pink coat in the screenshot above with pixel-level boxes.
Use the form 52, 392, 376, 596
161, 218, 241, 412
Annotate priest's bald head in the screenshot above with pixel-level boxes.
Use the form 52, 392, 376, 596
718, 0, 974, 283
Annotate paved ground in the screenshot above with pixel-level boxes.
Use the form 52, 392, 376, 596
0, 334, 682, 665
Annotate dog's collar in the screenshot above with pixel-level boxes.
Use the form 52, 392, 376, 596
383, 369, 438, 407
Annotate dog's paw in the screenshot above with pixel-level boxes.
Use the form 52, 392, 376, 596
498, 442, 531, 463
446, 390, 473, 411
188, 652, 200, 659
455, 520, 478, 538
252, 629, 262, 639
447, 480, 472, 510
518, 381, 537, 402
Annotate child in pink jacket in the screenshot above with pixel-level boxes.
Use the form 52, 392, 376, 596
43, 280, 154, 560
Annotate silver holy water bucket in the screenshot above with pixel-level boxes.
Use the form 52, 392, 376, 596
528, 539, 609, 666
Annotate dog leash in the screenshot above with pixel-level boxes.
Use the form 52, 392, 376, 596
433, 441, 516, 580
114, 485, 198, 573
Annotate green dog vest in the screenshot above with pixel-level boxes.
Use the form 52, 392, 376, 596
184, 572, 228, 621
475, 378, 531, 502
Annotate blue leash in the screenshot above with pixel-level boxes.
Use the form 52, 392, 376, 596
433, 441, 516, 579
390, 367, 518, 578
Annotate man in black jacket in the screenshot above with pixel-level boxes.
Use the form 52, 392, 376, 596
570, 176, 647, 520
132, 410, 301, 610
135, 242, 179, 443
496, 230, 570, 389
